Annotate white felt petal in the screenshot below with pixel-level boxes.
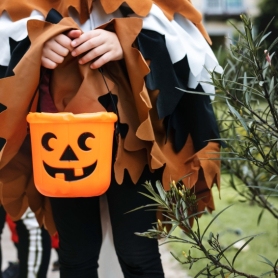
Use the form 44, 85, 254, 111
69, 0, 122, 31
0, 11, 44, 66
132, 4, 223, 97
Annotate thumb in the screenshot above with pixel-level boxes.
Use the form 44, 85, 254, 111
67, 29, 82, 39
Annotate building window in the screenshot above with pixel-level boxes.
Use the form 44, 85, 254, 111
205, 0, 244, 15
206, 0, 222, 14
207, 0, 221, 8
226, 0, 243, 8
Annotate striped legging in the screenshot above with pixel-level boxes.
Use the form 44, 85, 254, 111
15, 208, 51, 278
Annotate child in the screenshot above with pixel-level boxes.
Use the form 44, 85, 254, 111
0, 0, 222, 277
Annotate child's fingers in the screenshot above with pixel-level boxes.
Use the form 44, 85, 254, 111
89, 52, 112, 69
54, 34, 74, 51
41, 57, 58, 69
46, 42, 70, 57
41, 33, 80, 69
77, 44, 106, 65
69, 29, 123, 67
71, 30, 99, 48
41, 48, 67, 69
71, 35, 103, 57
67, 29, 82, 40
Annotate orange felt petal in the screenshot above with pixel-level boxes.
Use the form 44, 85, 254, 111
0, 18, 80, 170
100, 0, 152, 16
153, 0, 211, 44
0, 138, 31, 220
0, 0, 92, 24
99, 0, 211, 44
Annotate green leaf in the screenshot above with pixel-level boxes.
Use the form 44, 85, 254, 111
226, 100, 249, 133
220, 234, 258, 257
166, 223, 179, 238
258, 255, 275, 267
155, 180, 168, 205
258, 31, 272, 46
269, 175, 277, 181
257, 209, 265, 225
201, 205, 234, 241
268, 35, 278, 52
231, 237, 255, 266
261, 270, 276, 276
194, 265, 210, 277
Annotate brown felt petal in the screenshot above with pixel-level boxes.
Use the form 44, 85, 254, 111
100, 0, 152, 16
50, 56, 110, 113
0, 0, 92, 24
0, 18, 86, 228
0, 18, 80, 170
152, 0, 211, 44
0, 0, 210, 43
99, 0, 211, 44
153, 0, 202, 22
114, 138, 149, 185
0, 138, 31, 220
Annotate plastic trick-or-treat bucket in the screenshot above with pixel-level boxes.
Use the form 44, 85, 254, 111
26, 112, 117, 197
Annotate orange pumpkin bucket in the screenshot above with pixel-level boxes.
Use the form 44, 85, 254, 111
26, 112, 117, 197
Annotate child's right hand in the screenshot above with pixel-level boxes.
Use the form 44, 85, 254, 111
41, 30, 81, 69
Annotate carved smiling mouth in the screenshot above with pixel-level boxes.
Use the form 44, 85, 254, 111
43, 161, 98, 181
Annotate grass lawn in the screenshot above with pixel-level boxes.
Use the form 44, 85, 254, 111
167, 175, 278, 277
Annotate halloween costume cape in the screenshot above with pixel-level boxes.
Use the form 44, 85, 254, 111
0, 0, 222, 234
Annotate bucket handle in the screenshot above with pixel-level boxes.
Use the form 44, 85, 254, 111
98, 67, 120, 136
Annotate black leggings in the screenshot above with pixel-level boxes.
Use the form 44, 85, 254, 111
49, 166, 165, 278
0, 206, 5, 278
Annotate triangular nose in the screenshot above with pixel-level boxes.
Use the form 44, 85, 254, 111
60, 145, 78, 161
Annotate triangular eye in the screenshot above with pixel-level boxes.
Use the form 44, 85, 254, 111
60, 145, 78, 161
78, 132, 95, 151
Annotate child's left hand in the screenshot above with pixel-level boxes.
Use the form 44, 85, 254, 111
70, 29, 123, 69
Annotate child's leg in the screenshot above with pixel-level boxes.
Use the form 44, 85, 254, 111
15, 209, 51, 278
0, 206, 6, 277
107, 166, 165, 278
49, 196, 102, 278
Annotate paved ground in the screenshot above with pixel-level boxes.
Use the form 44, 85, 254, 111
1, 196, 191, 278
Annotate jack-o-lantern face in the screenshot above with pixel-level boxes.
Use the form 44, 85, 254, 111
41, 131, 97, 181
27, 112, 117, 197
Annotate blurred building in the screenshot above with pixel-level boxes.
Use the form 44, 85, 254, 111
192, 0, 260, 48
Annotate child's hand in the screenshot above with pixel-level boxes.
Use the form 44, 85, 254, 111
70, 29, 123, 69
41, 30, 82, 69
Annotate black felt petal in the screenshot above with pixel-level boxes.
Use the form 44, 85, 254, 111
5, 37, 31, 77
9, 37, 20, 55
5, 9, 62, 76
187, 84, 221, 150
0, 65, 8, 79
0, 103, 7, 113
136, 29, 220, 153
0, 137, 6, 152
98, 93, 128, 138
45, 9, 63, 24
169, 85, 220, 152
137, 29, 186, 119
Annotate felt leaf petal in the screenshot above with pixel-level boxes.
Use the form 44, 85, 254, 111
0, 0, 92, 23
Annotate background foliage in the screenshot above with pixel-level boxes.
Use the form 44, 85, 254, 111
137, 14, 278, 277
254, 0, 278, 50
